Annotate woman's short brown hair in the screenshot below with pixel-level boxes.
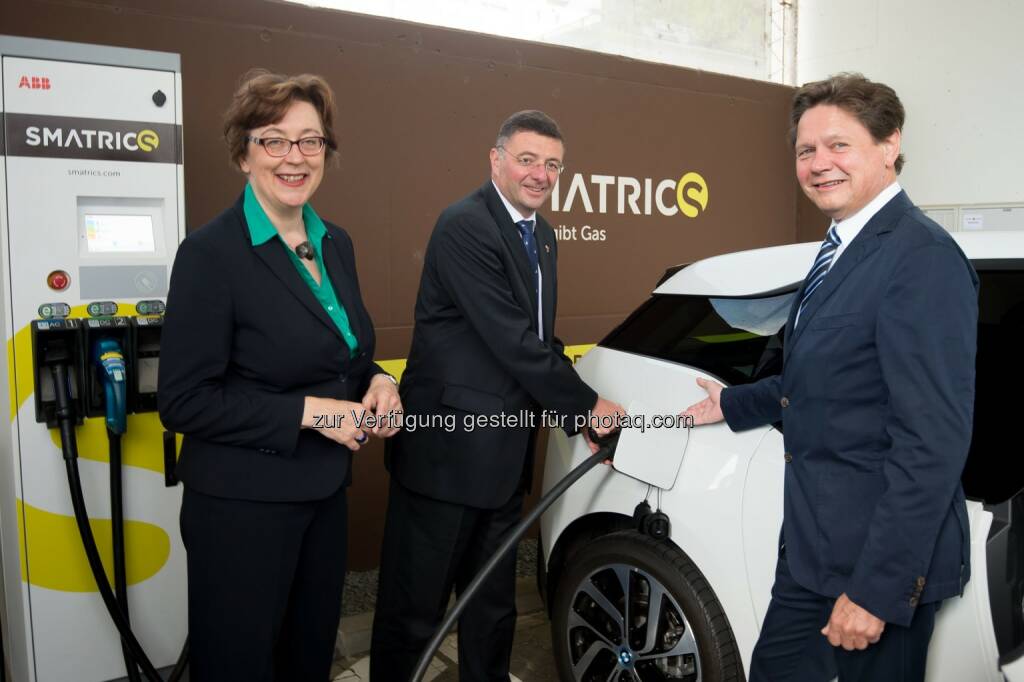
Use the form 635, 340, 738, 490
223, 68, 339, 167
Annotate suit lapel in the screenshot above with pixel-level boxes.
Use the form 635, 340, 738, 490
483, 183, 540, 325
785, 191, 911, 357
787, 235, 879, 351
782, 277, 810, 363
246, 222, 344, 343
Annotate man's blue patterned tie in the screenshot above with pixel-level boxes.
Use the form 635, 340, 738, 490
516, 220, 539, 291
796, 224, 842, 324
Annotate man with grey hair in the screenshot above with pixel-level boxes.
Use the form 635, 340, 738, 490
371, 110, 623, 679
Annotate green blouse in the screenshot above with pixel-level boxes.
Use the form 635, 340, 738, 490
243, 184, 359, 357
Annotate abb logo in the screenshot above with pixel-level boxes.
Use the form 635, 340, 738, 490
18, 76, 51, 90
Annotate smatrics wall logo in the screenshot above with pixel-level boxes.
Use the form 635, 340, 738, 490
549, 171, 709, 242
5, 113, 180, 164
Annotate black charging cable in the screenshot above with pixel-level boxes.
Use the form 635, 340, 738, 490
411, 429, 620, 682
106, 428, 143, 682
51, 362, 166, 682
95, 337, 142, 682
51, 358, 191, 682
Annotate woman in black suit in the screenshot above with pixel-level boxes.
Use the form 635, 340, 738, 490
158, 70, 401, 682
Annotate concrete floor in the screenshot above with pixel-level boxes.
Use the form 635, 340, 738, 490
331, 577, 559, 681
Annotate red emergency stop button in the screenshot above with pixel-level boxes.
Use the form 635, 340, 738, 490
47, 270, 70, 291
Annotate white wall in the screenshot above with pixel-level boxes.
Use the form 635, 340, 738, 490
797, 0, 1024, 212
294, 0, 778, 81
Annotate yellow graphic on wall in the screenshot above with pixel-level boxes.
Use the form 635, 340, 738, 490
677, 172, 709, 218
17, 502, 170, 592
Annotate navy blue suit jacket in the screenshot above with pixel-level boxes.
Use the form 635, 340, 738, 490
388, 182, 597, 509
721, 191, 978, 627
158, 193, 386, 502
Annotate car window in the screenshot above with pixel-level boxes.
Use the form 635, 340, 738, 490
600, 291, 796, 386
964, 268, 1024, 505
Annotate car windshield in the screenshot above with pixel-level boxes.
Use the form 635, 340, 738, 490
600, 291, 795, 386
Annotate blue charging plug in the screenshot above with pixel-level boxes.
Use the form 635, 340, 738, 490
94, 338, 127, 435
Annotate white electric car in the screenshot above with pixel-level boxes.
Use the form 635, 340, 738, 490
540, 231, 1024, 682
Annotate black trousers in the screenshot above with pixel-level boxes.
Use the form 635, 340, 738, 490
370, 477, 525, 681
180, 484, 348, 682
749, 551, 938, 682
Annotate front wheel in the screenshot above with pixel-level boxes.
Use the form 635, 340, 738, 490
550, 530, 744, 682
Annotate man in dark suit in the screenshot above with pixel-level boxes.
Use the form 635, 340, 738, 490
684, 74, 978, 681
370, 110, 623, 680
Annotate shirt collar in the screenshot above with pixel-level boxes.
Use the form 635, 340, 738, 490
243, 182, 326, 246
832, 181, 902, 247
492, 180, 536, 228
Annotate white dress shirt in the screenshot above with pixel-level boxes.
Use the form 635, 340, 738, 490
831, 181, 902, 265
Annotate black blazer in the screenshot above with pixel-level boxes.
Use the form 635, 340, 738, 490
388, 182, 597, 509
722, 191, 978, 626
158, 193, 385, 502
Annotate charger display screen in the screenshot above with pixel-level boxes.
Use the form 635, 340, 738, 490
84, 214, 156, 253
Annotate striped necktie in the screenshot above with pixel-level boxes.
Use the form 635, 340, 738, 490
796, 224, 842, 324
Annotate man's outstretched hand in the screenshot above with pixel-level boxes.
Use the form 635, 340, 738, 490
679, 377, 725, 425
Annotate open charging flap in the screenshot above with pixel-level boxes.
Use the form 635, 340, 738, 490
612, 399, 691, 489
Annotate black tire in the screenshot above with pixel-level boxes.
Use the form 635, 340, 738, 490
551, 530, 744, 682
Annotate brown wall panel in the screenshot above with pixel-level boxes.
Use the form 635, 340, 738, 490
5, 0, 820, 568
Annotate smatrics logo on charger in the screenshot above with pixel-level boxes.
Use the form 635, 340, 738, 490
6, 113, 179, 164
550, 171, 709, 242
26, 126, 159, 153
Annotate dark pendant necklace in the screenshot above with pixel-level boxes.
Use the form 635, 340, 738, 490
294, 241, 314, 260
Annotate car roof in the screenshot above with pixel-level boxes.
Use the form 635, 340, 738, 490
655, 230, 1024, 297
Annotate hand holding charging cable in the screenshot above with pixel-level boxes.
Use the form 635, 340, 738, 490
585, 425, 620, 464
581, 396, 626, 454
301, 396, 371, 450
